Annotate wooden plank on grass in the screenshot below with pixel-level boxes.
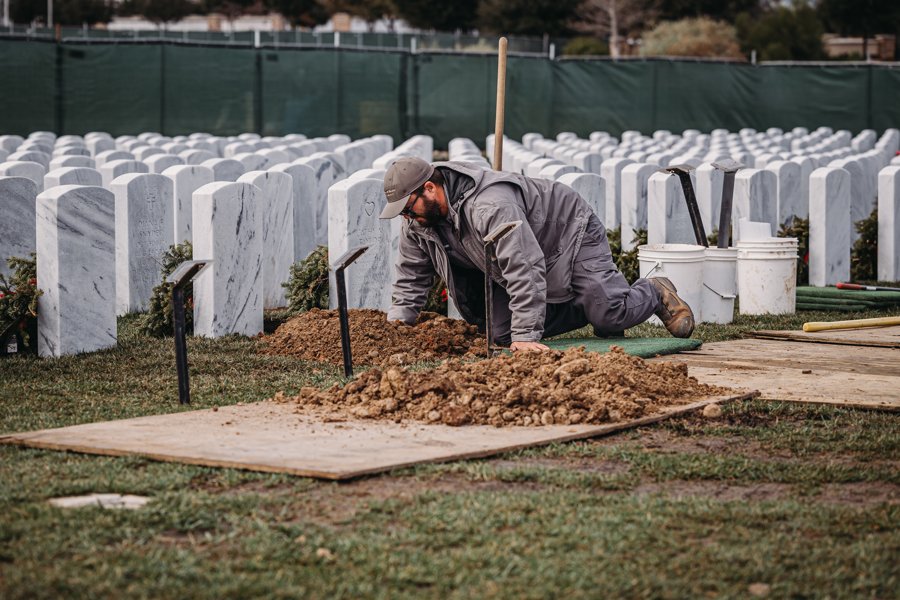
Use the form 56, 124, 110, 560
0, 393, 752, 480
747, 325, 900, 348
654, 339, 899, 410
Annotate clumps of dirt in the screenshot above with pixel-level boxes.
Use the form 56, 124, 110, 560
277, 346, 728, 427
261, 309, 485, 366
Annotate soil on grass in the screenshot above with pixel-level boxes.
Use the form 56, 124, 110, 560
276, 346, 728, 427
261, 309, 485, 366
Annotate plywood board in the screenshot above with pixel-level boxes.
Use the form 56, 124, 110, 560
654, 339, 899, 410
0, 393, 751, 480
748, 325, 900, 348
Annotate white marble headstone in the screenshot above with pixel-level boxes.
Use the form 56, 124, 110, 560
8, 151, 50, 169
830, 157, 876, 238
270, 162, 318, 263
732, 169, 777, 241
600, 157, 634, 229
0, 135, 24, 153
36, 185, 117, 357
0, 177, 38, 278
146, 154, 184, 174
0, 161, 46, 193
100, 159, 149, 187
296, 156, 342, 246
180, 149, 218, 166
808, 167, 851, 287
110, 173, 175, 315
620, 163, 657, 250
647, 171, 695, 244
694, 163, 724, 234
557, 173, 605, 227
95, 150, 134, 167
192, 182, 263, 338
202, 158, 245, 182
765, 160, 803, 228
232, 152, 270, 172
44, 167, 102, 190
237, 171, 293, 308
327, 178, 393, 311
49, 155, 95, 171
877, 166, 900, 281
163, 164, 214, 245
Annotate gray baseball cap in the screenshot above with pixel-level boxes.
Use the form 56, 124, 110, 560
380, 157, 435, 219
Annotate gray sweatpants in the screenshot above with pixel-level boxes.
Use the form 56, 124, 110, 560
491, 215, 661, 346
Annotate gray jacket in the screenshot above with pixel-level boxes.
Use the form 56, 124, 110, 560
387, 161, 594, 342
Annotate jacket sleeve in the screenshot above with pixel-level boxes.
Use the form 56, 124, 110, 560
387, 223, 434, 324
471, 187, 547, 342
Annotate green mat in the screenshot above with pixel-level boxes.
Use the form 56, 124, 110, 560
796, 286, 900, 312
542, 337, 702, 358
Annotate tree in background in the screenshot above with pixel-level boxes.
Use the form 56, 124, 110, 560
477, 0, 580, 36
118, 0, 196, 25
390, 0, 477, 31
655, 0, 760, 23
329, 0, 396, 31
642, 16, 743, 58
201, 0, 266, 24
573, 0, 658, 58
265, 0, 329, 28
735, 2, 825, 61
11, 0, 114, 25
817, 0, 900, 59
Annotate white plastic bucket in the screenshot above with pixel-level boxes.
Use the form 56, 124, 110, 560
737, 238, 798, 315
638, 244, 706, 323
702, 247, 738, 324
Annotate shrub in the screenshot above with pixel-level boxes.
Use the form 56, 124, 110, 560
563, 36, 610, 56
283, 246, 331, 314
778, 216, 810, 286
608, 227, 647, 283
642, 17, 743, 59
0, 253, 42, 352
851, 208, 878, 282
141, 241, 194, 338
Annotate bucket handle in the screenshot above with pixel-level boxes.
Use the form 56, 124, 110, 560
644, 261, 663, 278
703, 282, 736, 300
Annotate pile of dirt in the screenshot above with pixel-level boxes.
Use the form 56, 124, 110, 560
261, 309, 485, 366
276, 346, 729, 427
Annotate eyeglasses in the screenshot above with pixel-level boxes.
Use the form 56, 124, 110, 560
399, 193, 421, 218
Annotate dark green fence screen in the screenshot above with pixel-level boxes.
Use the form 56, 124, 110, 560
1, 40, 897, 147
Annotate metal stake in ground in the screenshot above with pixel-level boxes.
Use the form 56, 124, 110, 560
483, 221, 522, 356
664, 164, 708, 247
166, 259, 212, 405
712, 159, 744, 248
330, 246, 368, 378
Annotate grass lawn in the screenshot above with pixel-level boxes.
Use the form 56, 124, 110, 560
1, 308, 898, 598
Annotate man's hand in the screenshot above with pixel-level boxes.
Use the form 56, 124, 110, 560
509, 341, 550, 352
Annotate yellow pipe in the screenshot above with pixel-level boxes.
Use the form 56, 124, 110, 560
802, 315, 900, 332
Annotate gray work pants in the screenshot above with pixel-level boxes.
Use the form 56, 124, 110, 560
491, 215, 661, 346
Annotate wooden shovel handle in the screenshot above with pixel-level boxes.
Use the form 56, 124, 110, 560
493, 37, 508, 171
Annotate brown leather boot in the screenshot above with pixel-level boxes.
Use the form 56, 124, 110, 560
650, 277, 695, 338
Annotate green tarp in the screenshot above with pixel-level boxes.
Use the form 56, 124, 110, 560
1, 40, 898, 146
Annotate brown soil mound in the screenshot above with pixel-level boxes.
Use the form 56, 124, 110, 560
261, 309, 485, 366
277, 347, 729, 427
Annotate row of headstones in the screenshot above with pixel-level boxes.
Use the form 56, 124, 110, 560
2, 132, 452, 358
486, 130, 900, 284
1, 132, 397, 286
0, 130, 393, 196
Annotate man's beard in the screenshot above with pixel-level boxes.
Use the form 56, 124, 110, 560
417, 198, 444, 227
